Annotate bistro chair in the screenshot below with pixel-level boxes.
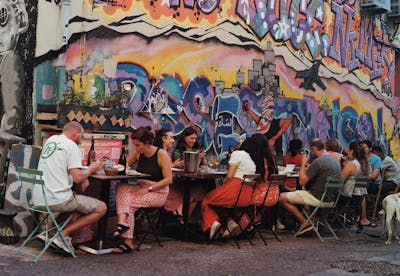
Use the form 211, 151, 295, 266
251, 174, 286, 244
135, 207, 163, 251
209, 174, 260, 249
15, 167, 76, 262
334, 176, 369, 234
294, 176, 343, 242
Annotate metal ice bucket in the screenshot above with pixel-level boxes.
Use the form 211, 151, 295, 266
183, 151, 201, 173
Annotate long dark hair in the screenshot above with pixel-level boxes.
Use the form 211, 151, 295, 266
175, 127, 201, 153
349, 141, 370, 176
131, 126, 154, 145
240, 134, 278, 181
154, 128, 172, 148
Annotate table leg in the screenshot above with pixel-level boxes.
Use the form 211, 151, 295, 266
78, 178, 113, 254
182, 181, 190, 241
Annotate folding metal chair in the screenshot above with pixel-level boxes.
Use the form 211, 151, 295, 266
371, 168, 387, 223
294, 176, 343, 242
15, 167, 76, 262
135, 207, 163, 251
334, 176, 368, 234
210, 174, 260, 249
250, 174, 286, 244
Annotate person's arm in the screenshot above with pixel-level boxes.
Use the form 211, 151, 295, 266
69, 160, 102, 184
370, 168, 380, 181
126, 149, 139, 168
224, 164, 239, 184
341, 161, 355, 181
136, 149, 173, 195
298, 153, 310, 186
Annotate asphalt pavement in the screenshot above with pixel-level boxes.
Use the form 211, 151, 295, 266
1, 223, 400, 275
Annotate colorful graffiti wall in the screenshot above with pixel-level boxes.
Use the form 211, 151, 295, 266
0, 0, 36, 138
35, 0, 400, 159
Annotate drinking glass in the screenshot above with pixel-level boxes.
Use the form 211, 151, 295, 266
89, 151, 97, 164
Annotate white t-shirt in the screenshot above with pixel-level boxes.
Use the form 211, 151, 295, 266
228, 150, 256, 179
33, 134, 83, 206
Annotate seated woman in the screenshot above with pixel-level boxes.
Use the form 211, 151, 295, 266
335, 141, 370, 226
220, 134, 280, 238
112, 126, 172, 253
282, 139, 303, 192
201, 137, 258, 240
168, 126, 210, 223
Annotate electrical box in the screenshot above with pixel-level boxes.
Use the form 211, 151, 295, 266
388, 0, 400, 17
361, 0, 391, 13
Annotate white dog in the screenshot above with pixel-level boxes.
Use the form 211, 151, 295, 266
381, 193, 400, 245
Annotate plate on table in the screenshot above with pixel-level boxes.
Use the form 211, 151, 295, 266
126, 169, 145, 176
208, 170, 226, 175
172, 168, 184, 172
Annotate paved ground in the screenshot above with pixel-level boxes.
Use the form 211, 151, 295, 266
1, 223, 400, 276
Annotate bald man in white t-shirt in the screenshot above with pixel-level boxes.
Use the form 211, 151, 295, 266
33, 122, 106, 254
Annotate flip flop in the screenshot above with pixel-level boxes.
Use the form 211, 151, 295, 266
112, 242, 134, 254
361, 222, 377, 227
109, 224, 129, 240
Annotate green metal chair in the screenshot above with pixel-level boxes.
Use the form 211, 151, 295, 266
294, 176, 343, 242
15, 167, 76, 262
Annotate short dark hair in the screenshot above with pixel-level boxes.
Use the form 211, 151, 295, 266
361, 140, 373, 149
309, 138, 325, 150
131, 126, 154, 145
154, 128, 172, 148
288, 139, 303, 156
372, 145, 383, 154
325, 139, 341, 153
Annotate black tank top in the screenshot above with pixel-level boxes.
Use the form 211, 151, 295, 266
137, 148, 163, 181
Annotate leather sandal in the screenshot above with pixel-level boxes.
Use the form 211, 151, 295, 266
113, 242, 134, 254
110, 224, 129, 240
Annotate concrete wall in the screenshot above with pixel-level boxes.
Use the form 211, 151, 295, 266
33, 0, 400, 159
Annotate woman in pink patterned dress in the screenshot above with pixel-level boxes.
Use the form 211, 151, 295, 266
112, 126, 172, 253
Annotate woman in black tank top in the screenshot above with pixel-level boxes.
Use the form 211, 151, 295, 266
112, 127, 172, 253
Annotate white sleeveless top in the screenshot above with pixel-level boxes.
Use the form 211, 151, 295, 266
344, 159, 368, 196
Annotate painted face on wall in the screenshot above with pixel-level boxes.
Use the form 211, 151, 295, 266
0, 0, 28, 53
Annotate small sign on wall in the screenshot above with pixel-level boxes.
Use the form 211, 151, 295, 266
80, 139, 123, 166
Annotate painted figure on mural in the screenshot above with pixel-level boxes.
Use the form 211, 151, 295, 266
242, 89, 291, 161
0, 0, 28, 134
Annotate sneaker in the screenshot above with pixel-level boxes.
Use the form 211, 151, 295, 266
277, 219, 286, 230
297, 224, 314, 235
52, 235, 74, 254
209, 221, 222, 240
221, 220, 241, 238
37, 233, 48, 243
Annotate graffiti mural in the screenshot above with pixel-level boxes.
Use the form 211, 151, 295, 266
0, 0, 33, 136
34, 0, 399, 159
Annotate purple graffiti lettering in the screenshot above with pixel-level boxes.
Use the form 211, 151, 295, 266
347, 31, 359, 71
235, 0, 269, 39
329, 2, 356, 68
356, 17, 374, 69
170, 0, 219, 13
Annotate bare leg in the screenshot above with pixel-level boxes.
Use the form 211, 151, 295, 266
62, 201, 107, 237
359, 198, 370, 225
116, 213, 129, 226
279, 193, 307, 225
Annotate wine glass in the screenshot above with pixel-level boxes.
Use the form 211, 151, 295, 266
100, 156, 109, 166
